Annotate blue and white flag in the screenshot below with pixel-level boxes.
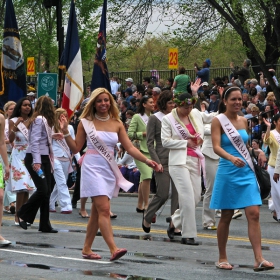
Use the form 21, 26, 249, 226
0, 0, 26, 110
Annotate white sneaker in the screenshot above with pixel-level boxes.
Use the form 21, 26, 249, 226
215, 210, 221, 218
232, 210, 242, 219
0, 239, 11, 246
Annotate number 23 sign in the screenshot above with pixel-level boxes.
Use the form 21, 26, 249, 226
168, 48, 178, 69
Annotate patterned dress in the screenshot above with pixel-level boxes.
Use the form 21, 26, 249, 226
6, 118, 36, 192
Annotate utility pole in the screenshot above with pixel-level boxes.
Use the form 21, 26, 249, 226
43, 0, 64, 85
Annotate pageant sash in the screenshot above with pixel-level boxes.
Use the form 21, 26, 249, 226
216, 114, 254, 172
54, 138, 73, 173
81, 118, 133, 197
11, 117, 29, 141
271, 129, 280, 145
154, 111, 165, 122
37, 116, 54, 170
167, 111, 206, 180
139, 113, 149, 126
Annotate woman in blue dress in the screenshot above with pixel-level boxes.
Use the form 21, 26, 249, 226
210, 86, 274, 271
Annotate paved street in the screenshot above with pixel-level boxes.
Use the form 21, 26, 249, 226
0, 195, 280, 280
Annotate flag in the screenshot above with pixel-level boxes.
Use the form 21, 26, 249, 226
90, 0, 111, 93
59, 0, 83, 117
0, 0, 26, 110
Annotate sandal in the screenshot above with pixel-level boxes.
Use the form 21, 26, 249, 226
215, 262, 233, 270
253, 260, 274, 272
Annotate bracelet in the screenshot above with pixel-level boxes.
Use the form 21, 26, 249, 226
145, 158, 150, 165
63, 133, 71, 138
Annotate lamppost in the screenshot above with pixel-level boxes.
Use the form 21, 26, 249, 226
43, 0, 64, 85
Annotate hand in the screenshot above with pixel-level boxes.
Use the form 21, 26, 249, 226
217, 86, 224, 98
59, 114, 69, 133
263, 118, 271, 127
146, 159, 160, 171
187, 138, 198, 149
257, 152, 267, 167
230, 156, 245, 168
230, 62, 234, 68
156, 164, 163, 173
142, 132, 146, 137
52, 133, 64, 140
32, 163, 41, 172
4, 166, 9, 181
273, 173, 279, 183
190, 78, 202, 94
15, 117, 24, 126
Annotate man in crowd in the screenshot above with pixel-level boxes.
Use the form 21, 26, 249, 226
27, 92, 37, 109
125, 77, 137, 93
207, 91, 219, 112
230, 58, 251, 85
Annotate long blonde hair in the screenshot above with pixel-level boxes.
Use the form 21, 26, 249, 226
53, 108, 68, 133
80, 88, 120, 121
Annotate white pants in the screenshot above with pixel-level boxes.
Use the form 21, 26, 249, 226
50, 159, 72, 212
267, 165, 280, 219
202, 156, 219, 227
169, 156, 201, 238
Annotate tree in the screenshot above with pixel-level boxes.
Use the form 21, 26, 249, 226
108, 0, 280, 99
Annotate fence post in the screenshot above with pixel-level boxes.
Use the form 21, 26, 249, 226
140, 69, 143, 85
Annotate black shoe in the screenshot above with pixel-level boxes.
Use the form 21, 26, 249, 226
72, 202, 77, 209
19, 220, 27, 230
174, 231, 182, 236
40, 228, 58, 233
181, 238, 199, 246
166, 217, 174, 239
142, 213, 150, 233
9, 205, 15, 214
136, 207, 145, 213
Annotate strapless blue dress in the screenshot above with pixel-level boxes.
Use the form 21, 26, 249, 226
210, 129, 262, 209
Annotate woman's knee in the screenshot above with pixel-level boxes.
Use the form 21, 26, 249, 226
246, 206, 260, 222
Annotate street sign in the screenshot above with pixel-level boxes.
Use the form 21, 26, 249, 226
27, 57, 35, 76
37, 73, 58, 106
168, 48, 178, 69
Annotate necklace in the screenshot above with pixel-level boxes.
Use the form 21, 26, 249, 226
95, 113, 110, 122
23, 118, 29, 123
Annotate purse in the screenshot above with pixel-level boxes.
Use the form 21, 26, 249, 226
251, 149, 271, 199
131, 132, 141, 150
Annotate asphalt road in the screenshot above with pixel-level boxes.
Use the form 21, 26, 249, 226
0, 195, 280, 280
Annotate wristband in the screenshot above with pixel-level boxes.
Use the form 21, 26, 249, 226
63, 133, 71, 138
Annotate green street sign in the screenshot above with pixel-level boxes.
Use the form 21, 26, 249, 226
37, 73, 58, 105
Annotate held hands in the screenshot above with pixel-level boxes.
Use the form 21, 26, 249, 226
156, 164, 163, 173
230, 156, 246, 168
145, 159, 160, 172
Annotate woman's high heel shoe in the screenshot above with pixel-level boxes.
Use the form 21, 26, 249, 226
142, 212, 150, 233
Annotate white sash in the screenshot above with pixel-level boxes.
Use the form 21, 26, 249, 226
37, 116, 54, 170
154, 111, 165, 122
139, 113, 149, 126
216, 114, 254, 172
167, 111, 206, 181
54, 138, 73, 173
81, 118, 133, 197
11, 117, 29, 141
271, 130, 280, 145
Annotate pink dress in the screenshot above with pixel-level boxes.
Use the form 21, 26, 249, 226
81, 131, 118, 199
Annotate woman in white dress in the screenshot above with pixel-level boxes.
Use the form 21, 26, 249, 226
3, 101, 16, 214
7, 98, 36, 225
59, 88, 159, 261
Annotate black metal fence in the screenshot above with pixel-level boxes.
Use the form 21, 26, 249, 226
107, 65, 280, 90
